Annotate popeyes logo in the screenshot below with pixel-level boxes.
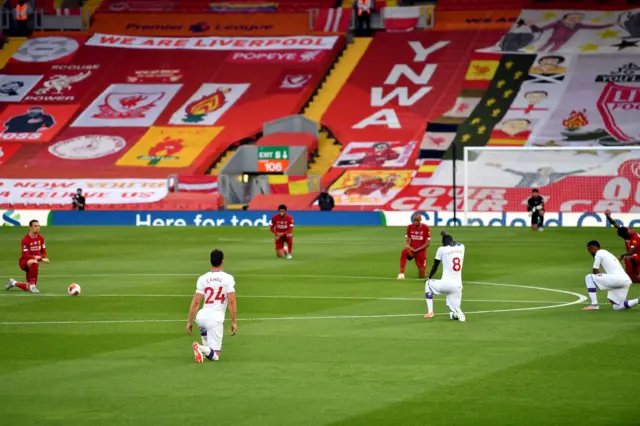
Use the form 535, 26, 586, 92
227, 50, 326, 63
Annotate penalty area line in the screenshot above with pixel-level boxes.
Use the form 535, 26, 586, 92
0, 295, 586, 326
0, 293, 571, 304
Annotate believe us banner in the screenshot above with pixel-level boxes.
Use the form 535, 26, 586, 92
0, 178, 168, 204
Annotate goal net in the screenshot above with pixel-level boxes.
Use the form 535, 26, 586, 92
462, 146, 640, 221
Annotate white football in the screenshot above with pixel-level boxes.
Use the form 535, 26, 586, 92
68, 283, 81, 296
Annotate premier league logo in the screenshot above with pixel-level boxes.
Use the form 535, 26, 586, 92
189, 22, 210, 33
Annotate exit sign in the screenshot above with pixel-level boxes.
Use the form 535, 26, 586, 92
257, 146, 289, 173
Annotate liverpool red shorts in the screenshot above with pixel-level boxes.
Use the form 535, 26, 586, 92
275, 235, 289, 250
408, 250, 427, 269
625, 257, 640, 281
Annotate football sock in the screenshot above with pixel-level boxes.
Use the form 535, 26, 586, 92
199, 345, 212, 357
205, 347, 219, 361
199, 328, 208, 346
585, 275, 598, 305
27, 262, 39, 286
624, 299, 639, 309
15, 281, 29, 292
425, 292, 433, 313
399, 250, 408, 273
286, 237, 293, 254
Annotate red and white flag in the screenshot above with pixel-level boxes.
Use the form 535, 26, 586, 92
313, 8, 353, 33
382, 6, 420, 32
176, 175, 218, 194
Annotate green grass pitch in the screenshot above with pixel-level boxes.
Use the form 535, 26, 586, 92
1, 226, 639, 426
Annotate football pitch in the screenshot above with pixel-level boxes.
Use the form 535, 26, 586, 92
1, 226, 639, 426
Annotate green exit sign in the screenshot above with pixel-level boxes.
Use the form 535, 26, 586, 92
257, 146, 290, 173
257, 146, 289, 160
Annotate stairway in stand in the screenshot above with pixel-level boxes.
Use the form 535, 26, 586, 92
208, 146, 238, 176
0, 38, 27, 70
303, 37, 372, 178
82, 0, 104, 14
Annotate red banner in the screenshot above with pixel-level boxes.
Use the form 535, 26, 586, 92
22, 64, 104, 104
321, 30, 503, 146
332, 141, 418, 169
384, 160, 640, 213
0, 105, 78, 143
0, 143, 21, 164
0, 34, 344, 178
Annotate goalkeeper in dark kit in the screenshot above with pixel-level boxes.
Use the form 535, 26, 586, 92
527, 188, 545, 232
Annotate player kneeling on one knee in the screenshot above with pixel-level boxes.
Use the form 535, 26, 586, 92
424, 231, 466, 322
398, 213, 431, 279
186, 249, 237, 363
584, 240, 639, 312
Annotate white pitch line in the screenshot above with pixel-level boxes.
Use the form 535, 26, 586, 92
0, 300, 582, 326
0, 293, 569, 304
0, 273, 588, 326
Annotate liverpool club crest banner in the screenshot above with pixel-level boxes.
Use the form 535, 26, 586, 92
71, 84, 182, 127
529, 54, 640, 146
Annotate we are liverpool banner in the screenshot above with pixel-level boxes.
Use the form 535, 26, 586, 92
321, 30, 502, 146
86, 34, 339, 50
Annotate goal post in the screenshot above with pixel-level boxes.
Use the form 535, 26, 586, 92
462, 146, 640, 225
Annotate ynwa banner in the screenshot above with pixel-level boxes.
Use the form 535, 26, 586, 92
0, 104, 78, 143
486, 9, 640, 55
23, 64, 102, 103
322, 30, 503, 146
530, 55, 640, 146
0, 178, 168, 205
333, 141, 417, 169
116, 126, 223, 167
168, 83, 250, 126
72, 84, 182, 128
0, 74, 43, 102
86, 34, 339, 51
329, 170, 413, 206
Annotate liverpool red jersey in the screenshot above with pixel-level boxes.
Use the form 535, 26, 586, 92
270, 214, 294, 234
626, 229, 640, 258
406, 224, 430, 253
20, 234, 46, 265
